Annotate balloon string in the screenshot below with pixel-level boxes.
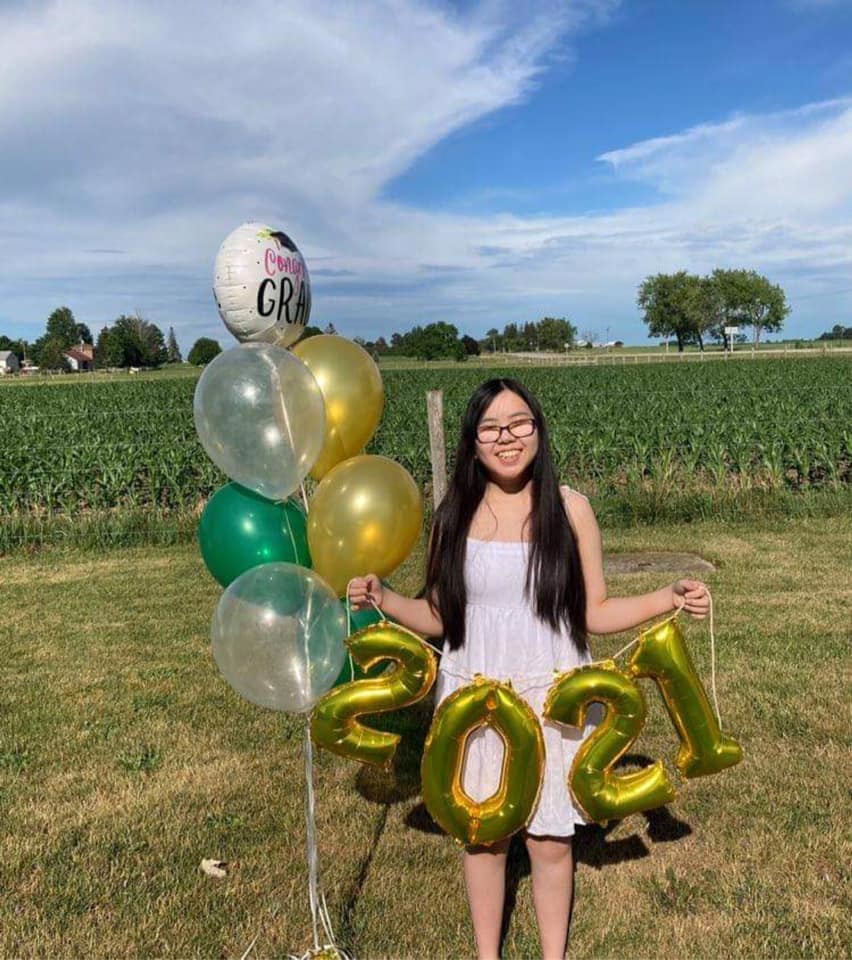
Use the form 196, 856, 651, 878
303, 723, 348, 955
346, 586, 723, 727
284, 512, 300, 566
709, 591, 721, 728
304, 726, 321, 951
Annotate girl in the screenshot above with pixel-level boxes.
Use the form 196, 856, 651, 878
348, 378, 709, 960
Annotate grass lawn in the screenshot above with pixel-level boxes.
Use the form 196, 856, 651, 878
2, 514, 849, 958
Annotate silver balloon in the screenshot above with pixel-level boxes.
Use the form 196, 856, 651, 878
194, 343, 325, 501
213, 221, 312, 347
212, 563, 347, 713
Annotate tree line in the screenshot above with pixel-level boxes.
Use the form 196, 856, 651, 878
637, 269, 790, 352
350, 316, 580, 361
0, 306, 199, 370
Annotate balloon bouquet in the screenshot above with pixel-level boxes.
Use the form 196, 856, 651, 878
198, 223, 744, 956
196, 222, 426, 958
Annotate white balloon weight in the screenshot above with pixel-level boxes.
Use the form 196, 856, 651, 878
213, 221, 312, 347
212, 563, 347, 713
194, 343, 325, 501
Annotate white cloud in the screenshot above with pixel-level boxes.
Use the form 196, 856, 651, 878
0, 0, 850, 345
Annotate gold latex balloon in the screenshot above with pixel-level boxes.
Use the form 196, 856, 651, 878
307, 455, 423, 597
291, 335, 384, 479
628, 616, 743, 779
544, 661, 676, 825
421, 677, 545, 847
311, 621, 437, 769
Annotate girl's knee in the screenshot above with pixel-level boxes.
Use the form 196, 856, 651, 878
525, 835, 573, 866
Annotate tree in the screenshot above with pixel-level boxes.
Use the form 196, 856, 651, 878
637, 271, 705, 351
537, 317, 577, 352
75, 322, 93, 345
300, 326, 323, 341
484, 328, 501, 353
735, 271, 789, 347
133, 314, 167, 366
405, 322, 465, 361
38, 336, 70, 371
95, 325, 114, 367
92, 314, 166, 367
818, 324, 852, 341
188, 337, 222, 365
461, 334, 480, 356
45, 306, 79, 349
521, 321, 538, 351
166, 327, 182, 363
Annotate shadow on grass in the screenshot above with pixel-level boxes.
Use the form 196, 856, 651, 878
345, 712, 693, 949
341, 698, 436, 944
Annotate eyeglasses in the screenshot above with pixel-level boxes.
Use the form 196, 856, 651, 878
475, 418, 537, 444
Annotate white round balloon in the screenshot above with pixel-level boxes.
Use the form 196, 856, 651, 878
193, 343, 325, 501
213, 221, 312, 347
212, 562, 346, 713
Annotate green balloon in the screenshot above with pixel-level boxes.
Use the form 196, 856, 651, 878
333, 600, 395, 686
198, 483, 311, 587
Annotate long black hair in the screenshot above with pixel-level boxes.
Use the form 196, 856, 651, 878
425, 378, 587, 654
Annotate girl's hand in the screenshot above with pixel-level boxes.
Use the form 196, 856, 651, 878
671, 579, 710, 619
348, 574, 383, 612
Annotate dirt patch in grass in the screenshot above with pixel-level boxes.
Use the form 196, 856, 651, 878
604, 551, 716, 574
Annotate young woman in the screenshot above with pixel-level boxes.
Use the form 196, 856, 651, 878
348, 377, 709, 960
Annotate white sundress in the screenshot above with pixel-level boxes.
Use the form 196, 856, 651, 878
434, 536, 596, 837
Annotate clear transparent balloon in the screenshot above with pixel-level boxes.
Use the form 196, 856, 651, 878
193, 343, 325, 501
212, 563, 347, 713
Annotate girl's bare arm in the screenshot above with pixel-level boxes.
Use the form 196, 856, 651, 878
348, 575, 444, 638
564, 491, 676, 635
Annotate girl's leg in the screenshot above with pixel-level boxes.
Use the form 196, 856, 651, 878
525, 835, 574, 960
463, 838, 511, 960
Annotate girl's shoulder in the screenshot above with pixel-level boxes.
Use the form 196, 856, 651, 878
559, 484, 590, 505
559, 484, 595, 529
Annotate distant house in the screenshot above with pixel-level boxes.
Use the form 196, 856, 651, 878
64, 342, 95, 372
0, 351, 20, 374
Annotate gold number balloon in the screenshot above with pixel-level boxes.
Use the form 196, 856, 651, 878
421, 677, 545, 847
311, 621, 437, 769
628, 617, 743, 778
544, 661, 676, 824
291, 335, 384, 480
307, 455, 423, 597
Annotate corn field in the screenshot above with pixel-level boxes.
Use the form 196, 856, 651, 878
1, 357, 849, 522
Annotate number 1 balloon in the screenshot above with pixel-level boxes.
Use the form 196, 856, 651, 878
194, 343, 325, 502
627, 617, 743, 778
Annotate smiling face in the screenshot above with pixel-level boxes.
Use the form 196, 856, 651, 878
474, 389, 539, 483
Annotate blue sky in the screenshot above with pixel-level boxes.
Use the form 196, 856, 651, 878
2, 0, 852, 351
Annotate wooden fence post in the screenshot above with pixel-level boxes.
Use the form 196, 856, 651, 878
426, 390, 447, 510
